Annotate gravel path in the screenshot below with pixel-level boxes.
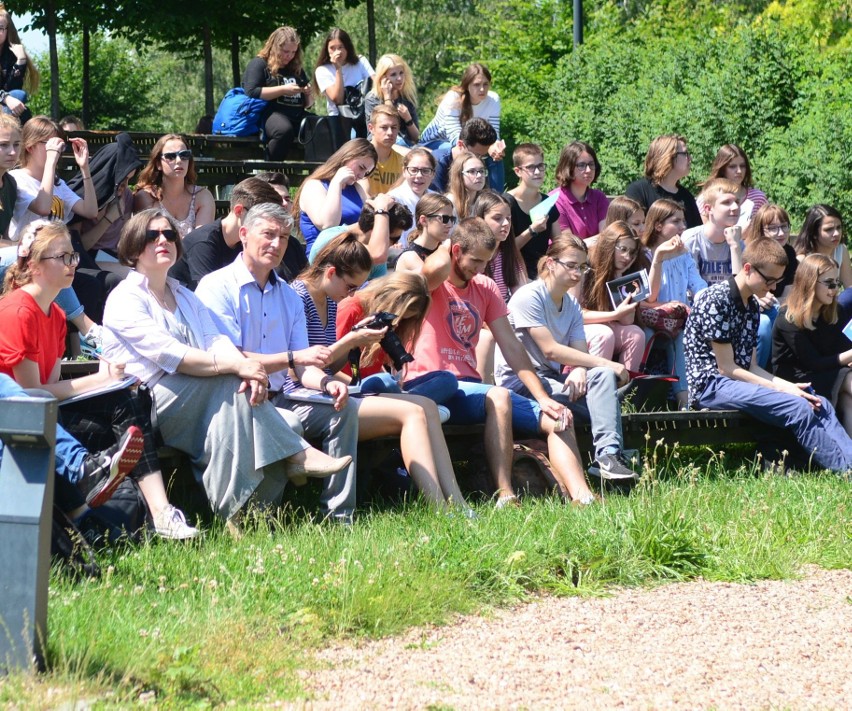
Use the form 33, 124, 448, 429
300, 567, 852, 709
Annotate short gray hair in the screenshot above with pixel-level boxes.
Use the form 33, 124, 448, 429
243, 203, 294, 233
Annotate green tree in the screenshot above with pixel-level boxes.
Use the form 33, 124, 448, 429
28, 33, 159, 130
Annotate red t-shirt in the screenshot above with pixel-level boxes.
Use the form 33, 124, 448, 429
405, 275, 508, 382
0, 288, 66, 384
336, 296, 387, 378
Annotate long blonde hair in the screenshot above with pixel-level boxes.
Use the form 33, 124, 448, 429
351, 271, 430, 366
374, 54, 417, 106
257, 26, 302, 76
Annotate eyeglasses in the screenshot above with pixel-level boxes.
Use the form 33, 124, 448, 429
520, 163, 546, 174
161, 149, 192, 162
554, 260, 589, 274
145, 228, 179, 243
764, 224, 791, 235
819, 279, 842, 290
42, 251, 80, 266
341, 277, 361, 295
575, 161, 595, 172
676, 150, 691, 158
462, 168, 488, 177
615, 244, 639, 258
751, 264, 782, 287
428, 214, 457, 225
405, 166, 434, 177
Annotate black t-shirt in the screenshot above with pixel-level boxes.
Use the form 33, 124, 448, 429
625, 177, 702, 228
772, 244, 799, 297
505, 192, 559, 278
242, 57, 309, 118
0, 172, 17, 238
275, 237, 308, 283
169, 219, 237, 291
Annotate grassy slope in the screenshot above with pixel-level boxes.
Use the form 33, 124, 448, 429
1, 465, 849, 707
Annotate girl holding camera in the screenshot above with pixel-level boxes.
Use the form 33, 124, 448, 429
296, 232, 470, 510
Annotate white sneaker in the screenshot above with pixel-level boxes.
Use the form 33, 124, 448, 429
153, 505, 201, 540
437, 405, 451, 423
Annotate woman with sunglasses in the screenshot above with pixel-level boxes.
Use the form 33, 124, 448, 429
298, 233, 470, 511
446, 151, 487, 219
395, 194, 455, 276
0, 220, 198, 538
551, 141, 609, 242
773, 253, 852, 436
103, 209, 351, 526
387, 148, 437, 246
574, 221, 648, 372
133, 134, 215, 238
292, 138, 377, 255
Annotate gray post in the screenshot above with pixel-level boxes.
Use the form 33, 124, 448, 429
573, 0, 584, 47
0, 396, 57, 674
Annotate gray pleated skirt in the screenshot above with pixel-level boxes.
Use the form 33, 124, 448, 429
153, 372, 308, 519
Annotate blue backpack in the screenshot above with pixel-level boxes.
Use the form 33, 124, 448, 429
212, 88, 268, 137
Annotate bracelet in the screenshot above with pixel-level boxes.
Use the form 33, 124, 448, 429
212, 353, 220, 375
319, 375, 332, 395
403, 119, 414, 127
287, 350, 295, 370
373, 209, 389, 216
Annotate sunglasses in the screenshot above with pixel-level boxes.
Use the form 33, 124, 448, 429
751, 264, 782, 287
819, 279, 842, 290
161, 149, 192, 162
428, 214, 457, 225
146, 228, 179, 243
42, 251, 81, 266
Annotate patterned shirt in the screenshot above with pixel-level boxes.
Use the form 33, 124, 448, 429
684, 277, 759, 407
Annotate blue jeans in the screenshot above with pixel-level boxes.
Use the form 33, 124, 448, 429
0, 374, 86, 483
511, 367, 624, 458
363, 370, 459, 404
757, 305, 778, 370
696, 373, 852, 473
414, 377, 541, 436
0, 89, 31, 123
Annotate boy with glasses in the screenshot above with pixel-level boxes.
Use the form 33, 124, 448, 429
684, 238, 852, 475
506, 142, 561, 278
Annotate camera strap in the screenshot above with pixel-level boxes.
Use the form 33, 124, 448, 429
347, 347, 363, 386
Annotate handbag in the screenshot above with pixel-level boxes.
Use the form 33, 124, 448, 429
638, 301, 690, 338
212, 88, 268, 137
337, 76, 372, 121
297, 114, 343, 162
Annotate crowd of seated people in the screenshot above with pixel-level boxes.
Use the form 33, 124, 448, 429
2, 20, 851, 551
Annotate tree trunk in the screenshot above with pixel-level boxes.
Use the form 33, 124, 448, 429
367, 0, 377, 66
231, 33, 240, 88
46, 0, 60, 119
82, 26, 91, 127
203, 24, 214, 116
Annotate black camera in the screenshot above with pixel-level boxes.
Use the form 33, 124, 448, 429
353, 311, 413, 370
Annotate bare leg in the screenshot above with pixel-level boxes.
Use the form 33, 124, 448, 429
356, 396, 448, 505
135, 471, 171, 518
484, 386, 514, 498
539, 415, 593, 501
475, 327, 495, 384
